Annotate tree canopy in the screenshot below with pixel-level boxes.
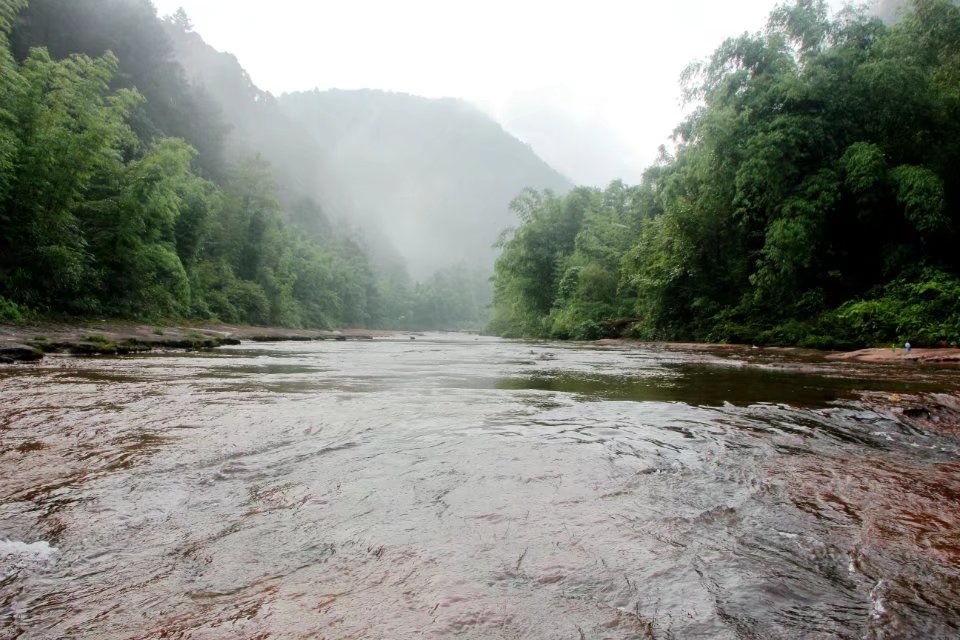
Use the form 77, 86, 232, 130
0, 0, 503, 330
0, 0, 419, 328
490, 0, 960, 348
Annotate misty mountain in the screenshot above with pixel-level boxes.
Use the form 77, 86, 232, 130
162, 22, 326, 202
11, 0, 570, 282
277, 90, 572, 277
5, 0, 526, 328
161, 20, 570, 277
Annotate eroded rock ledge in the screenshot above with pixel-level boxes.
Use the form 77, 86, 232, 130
0, 323, 396, 363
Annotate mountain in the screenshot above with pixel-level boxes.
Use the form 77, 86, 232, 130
161, 23, 325, 202
11, 0, 571, 281
277, 90, 572, 277
161, 23, 571, 277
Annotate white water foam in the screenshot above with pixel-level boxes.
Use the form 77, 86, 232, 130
0, 539, 58, 562
870, 579, 888, 620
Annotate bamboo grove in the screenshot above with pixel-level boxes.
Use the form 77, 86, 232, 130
490, 0, 960, 348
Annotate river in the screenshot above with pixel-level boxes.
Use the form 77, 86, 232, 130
2, 335, 960, 639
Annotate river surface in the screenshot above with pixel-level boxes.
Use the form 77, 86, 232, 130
2, 336, 960, 639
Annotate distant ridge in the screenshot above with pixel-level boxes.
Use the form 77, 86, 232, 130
166, 30, 571, 276
278, 89, 572, 276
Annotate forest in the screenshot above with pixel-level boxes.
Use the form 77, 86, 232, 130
3, 0, 958, 347
0, 0, 492, 330
490, 0, 960, 348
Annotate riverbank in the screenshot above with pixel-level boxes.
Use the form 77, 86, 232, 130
0, 322, 398, 363
4, 324, 960, 367
593, 338, 960, 367
826, 347, 960, 365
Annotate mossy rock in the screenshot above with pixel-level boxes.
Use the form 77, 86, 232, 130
0, 344, 44, 363
250, 335, 315, 342
117, 340, 153, 354
168, 337, 221, 350
27, 340, 60, 353
69, 341, 119, 355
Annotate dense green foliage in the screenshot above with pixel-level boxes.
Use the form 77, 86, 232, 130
0, 0, 491, 330
10, 0, 227, 180
0, 3, 374, 326
491, 0, 960, 348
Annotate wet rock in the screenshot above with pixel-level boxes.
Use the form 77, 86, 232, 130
250, 334, 317, 342
26, 339, 58, 353
112, 341, 152, 355
158, 338, 221, 350
828, 347, 960, 364
0, 323, 393, 359
0, 344, 44, 363
862, 392, 960, 435
68, 341, 119, 356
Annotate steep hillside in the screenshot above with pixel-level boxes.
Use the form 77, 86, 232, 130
10, 0, 228, 180
163, 21, 571, 277
278, 90, 572, 277
162, 23, 326, 203
2, 0, 389, 329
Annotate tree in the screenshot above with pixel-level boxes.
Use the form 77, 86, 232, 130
490, 0, 960, 348
167, 7, 192, 32
0, 46, 141, 311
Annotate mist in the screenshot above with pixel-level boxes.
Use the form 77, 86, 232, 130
276, 90, 570, 279
151, 0, 864, 188
144, 0, 904, 287
0, 0, 912, 332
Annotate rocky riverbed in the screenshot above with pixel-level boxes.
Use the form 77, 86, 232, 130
3, 336, 960, 638
0, 322, 396, 363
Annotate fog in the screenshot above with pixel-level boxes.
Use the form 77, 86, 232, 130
152, 0, 861, 187
150, 0, 901, 282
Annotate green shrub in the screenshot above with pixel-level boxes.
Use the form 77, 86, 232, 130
0, 296, 26, 323
570, 320, 603, 341
548, 302, 616, 340
825, 269, 960, 347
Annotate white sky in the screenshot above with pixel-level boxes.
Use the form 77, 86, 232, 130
152, 0, 848, 186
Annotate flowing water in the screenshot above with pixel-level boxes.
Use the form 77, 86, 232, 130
2, 336, 960, 639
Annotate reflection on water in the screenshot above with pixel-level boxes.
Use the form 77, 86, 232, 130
1, 336, 960, 639
496, 363, 948, 407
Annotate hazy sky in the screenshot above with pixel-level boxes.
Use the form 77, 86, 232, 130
152, 0, 848, 186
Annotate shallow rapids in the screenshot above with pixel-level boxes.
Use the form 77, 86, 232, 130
2, 336, 960, 639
